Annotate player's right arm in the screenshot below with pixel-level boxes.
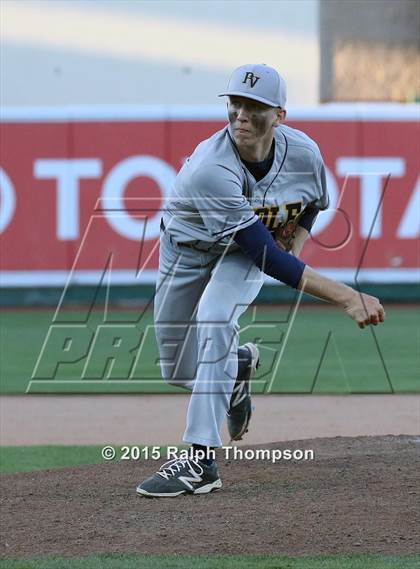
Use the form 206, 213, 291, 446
234, 219, 385, 329
298, 266, 385, 329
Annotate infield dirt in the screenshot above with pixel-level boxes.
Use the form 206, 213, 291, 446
1, 435, 419, 559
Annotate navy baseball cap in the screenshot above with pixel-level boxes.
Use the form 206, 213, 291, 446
219, 64, 287, 108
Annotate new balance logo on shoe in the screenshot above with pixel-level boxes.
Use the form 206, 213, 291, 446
230, 382, 248, 407
178, 465, 203, 491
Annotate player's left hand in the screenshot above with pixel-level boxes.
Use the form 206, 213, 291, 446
343, 292, 386, 329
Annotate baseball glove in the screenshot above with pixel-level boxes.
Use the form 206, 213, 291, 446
273, 220, 299, 252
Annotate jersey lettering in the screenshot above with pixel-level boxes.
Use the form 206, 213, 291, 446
285, 202, 302, 222
255, 206, 279, 231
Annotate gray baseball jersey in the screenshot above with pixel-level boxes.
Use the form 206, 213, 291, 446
163, 123, 328, 247
156, 122, 329, 448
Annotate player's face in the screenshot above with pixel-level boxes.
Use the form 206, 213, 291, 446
227, 96, 284, 148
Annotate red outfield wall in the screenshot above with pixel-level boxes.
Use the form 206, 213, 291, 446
0, 105, 419, 286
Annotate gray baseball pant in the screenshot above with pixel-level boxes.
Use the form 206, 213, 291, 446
154, 230, 264, 447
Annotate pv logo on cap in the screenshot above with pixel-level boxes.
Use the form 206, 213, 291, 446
242, 72, 260, 88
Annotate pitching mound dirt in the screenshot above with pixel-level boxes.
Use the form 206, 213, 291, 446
1, 436, 419, 559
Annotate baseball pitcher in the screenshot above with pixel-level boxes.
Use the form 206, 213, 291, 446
137, 64, 385, 498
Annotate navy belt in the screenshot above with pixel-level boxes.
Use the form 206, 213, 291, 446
160, 218, 220, 253
160, 218, 200, 250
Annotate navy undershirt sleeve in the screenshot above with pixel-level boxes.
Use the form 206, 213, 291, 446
234, 219, 305, 288
298, 205, 319, 232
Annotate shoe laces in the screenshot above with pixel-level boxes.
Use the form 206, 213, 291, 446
157, 457, 203, 480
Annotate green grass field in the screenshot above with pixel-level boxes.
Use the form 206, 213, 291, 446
1, 306, 418, 569
0, 445, 107, 474
1, 554, 419, 569
0, 445, 187, 474
1, 306, 418, 394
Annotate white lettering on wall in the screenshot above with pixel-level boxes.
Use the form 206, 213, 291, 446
0, 167, 16, 233
29, 155, 416, 245
336, 158, 405, 238
101, 156, 176, 241
34, 159, 102, 240
397, 176, 420, 238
